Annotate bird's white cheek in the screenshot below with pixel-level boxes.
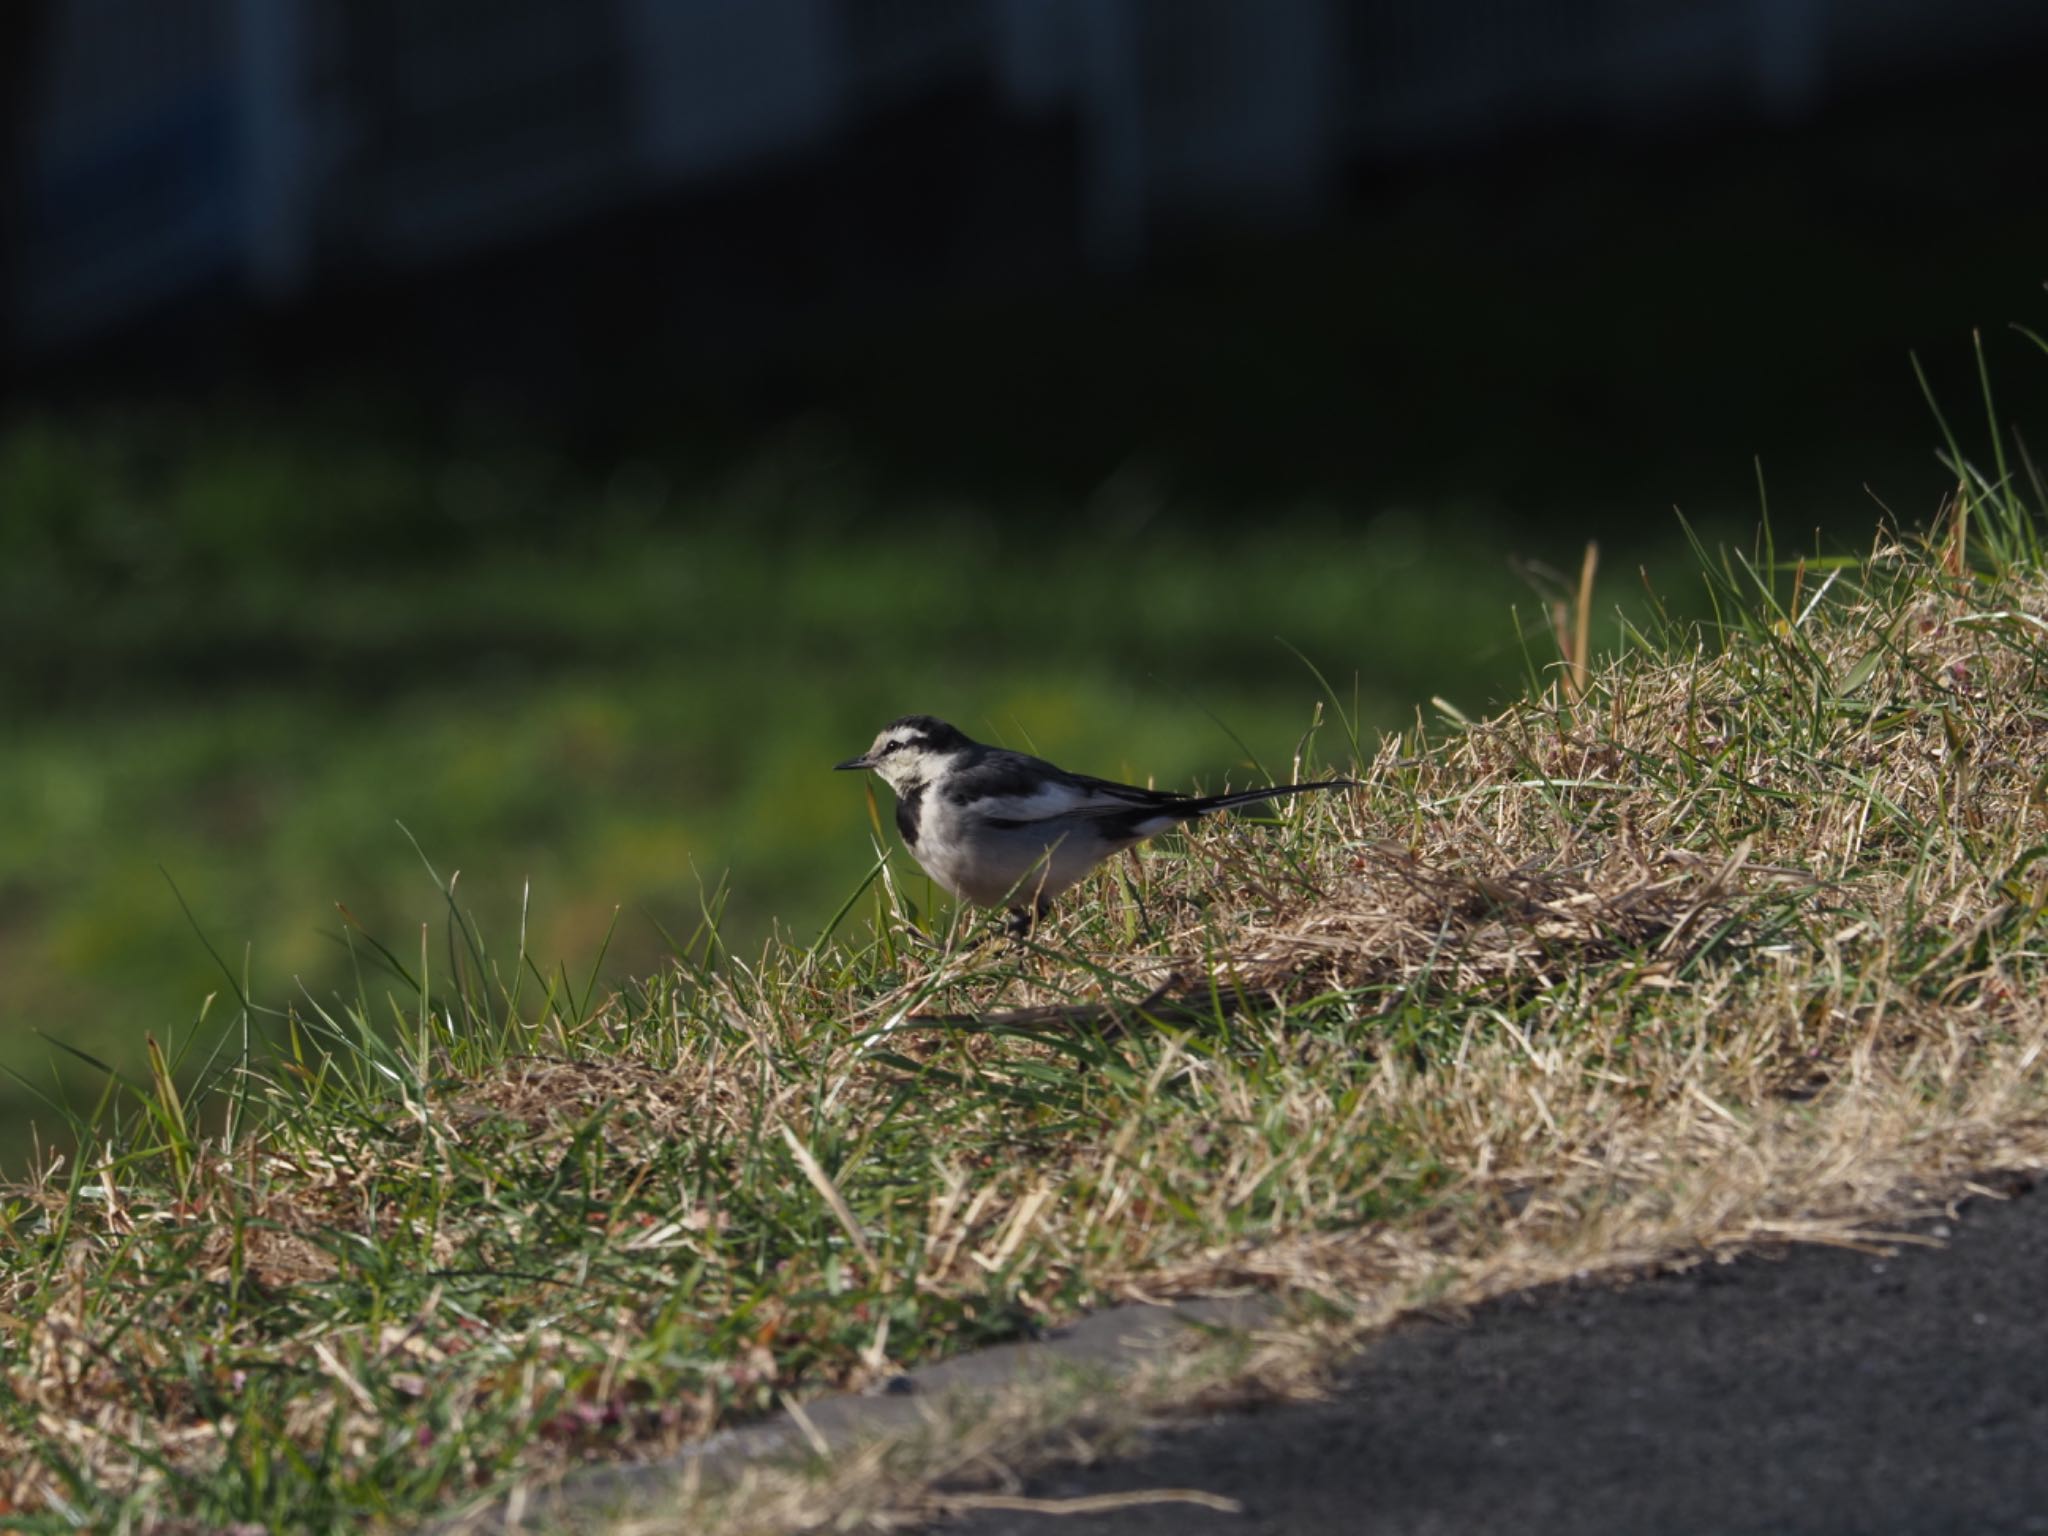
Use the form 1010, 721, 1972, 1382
881, 754, 939, 793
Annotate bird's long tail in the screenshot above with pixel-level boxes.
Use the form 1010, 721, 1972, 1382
1184, 778, 1357, 817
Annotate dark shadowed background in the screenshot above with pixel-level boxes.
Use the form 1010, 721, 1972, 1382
3, 0, 2047, 1168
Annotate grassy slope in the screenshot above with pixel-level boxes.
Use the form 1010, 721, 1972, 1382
5, 370, 2048, 1530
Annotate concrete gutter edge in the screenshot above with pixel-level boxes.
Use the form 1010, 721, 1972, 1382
439, 1295, 1283, 1532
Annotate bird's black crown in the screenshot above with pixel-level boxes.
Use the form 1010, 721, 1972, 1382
882, 715, 973, 753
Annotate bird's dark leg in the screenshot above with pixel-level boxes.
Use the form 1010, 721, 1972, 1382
1004, 896, 1054, 941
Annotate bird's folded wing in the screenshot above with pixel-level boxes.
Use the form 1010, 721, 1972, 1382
970, 774, 1184, 827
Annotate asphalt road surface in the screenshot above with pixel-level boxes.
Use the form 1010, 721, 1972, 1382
933, 1177, 2048, 1536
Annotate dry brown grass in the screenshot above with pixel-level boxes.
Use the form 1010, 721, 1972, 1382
7, 515, 2048, 1533
579, 524, 2048, 1531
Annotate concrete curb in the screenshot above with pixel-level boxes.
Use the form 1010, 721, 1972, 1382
440, 1296, 1280, 1532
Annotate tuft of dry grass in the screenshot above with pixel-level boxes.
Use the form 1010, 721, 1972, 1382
6, 426, 2048, 1531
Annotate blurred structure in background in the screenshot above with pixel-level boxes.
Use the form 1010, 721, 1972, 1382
7, 0, 2048, 375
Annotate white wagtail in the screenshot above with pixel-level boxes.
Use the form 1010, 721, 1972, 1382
836, 715, 1355, 929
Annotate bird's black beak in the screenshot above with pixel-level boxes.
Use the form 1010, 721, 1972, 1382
834, 755, 871, 772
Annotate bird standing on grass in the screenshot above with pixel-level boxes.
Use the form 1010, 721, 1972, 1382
836, 715, 1354, 931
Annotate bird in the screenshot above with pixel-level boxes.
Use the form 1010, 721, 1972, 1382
836, 715, 1354, 930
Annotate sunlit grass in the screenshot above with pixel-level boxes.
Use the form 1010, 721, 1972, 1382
4, 352, 2047, 1529
2, 319, 2043, 1527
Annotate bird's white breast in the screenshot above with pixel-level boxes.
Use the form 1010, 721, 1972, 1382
910, 790, 1158, 908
